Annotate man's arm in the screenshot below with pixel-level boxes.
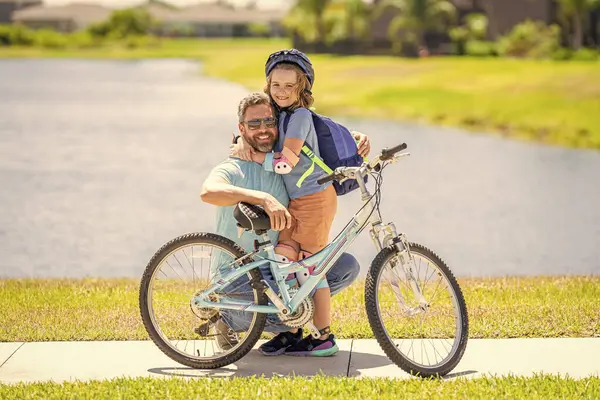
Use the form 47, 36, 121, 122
200, 174, 292, 230
201, 174, 267, 207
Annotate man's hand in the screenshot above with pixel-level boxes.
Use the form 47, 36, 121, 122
261, 194, 292, 231
230, 136, 255, 161
352, 131, 371, 158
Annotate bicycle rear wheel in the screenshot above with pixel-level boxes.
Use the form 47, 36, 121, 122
139, 232, 267, 369
365, 242, 468, 378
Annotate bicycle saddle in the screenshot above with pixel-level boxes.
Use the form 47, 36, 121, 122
233, 202, 271, 233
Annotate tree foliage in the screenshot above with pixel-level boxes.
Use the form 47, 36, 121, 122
87, 8, 156, 39
557, 0, 600, 49
377, 0, 456, 52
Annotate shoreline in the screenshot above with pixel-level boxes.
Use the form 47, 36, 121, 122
2, 38, 599, 151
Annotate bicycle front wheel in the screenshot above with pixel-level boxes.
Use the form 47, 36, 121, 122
365, 243, 468, 378
139, 232, 267, 369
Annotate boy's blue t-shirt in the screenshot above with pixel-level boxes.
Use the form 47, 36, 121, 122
276, 108, 332, 200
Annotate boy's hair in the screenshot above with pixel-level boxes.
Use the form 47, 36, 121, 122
237, 92, 272, 123
264, 63, 314, 111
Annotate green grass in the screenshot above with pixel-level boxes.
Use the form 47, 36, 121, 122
0, 277, 598, 342
2, 38, 598, 149
0, 375, 599, 399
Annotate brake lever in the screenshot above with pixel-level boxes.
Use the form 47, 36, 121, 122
392, 152, 411, 161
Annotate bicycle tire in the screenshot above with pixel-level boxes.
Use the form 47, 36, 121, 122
365, 242, 469, 378
139, 232, 268, 369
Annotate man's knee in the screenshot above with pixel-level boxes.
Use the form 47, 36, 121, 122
327, 252, 360, 296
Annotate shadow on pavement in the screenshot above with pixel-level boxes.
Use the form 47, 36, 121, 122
443, 370, 478, 379
349, 350, 478, 379
148, 348, 391, 378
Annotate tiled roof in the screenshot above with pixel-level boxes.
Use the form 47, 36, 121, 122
12, 2, 112, 24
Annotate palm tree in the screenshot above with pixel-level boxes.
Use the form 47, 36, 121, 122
377, 0, 457, 51
296, 0, 333, 41
557, 0, 600, 49
332, 0, 370, 40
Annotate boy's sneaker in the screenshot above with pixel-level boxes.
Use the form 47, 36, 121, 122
258, 329, 303, 356
284, 334, 339, 357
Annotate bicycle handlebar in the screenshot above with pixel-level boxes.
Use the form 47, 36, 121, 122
317, 142, 408, 185
316, 173, 337, 185
381, 143, 407, 160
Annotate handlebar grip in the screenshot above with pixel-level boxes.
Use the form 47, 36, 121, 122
317, 174, 335, 185
381, 143, 408, 160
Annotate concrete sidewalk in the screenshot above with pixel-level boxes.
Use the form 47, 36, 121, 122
1, 339, 599, 384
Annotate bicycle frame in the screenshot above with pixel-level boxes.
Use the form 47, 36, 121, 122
193, 157, 409, 316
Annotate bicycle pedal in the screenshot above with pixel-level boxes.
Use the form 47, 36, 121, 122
306, 322, 321, 339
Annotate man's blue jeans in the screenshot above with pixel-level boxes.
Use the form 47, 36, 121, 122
221, 252, 360, 333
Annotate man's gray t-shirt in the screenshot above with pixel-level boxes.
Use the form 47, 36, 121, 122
276, 108, 332, 200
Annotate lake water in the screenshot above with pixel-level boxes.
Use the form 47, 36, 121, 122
1, 59, 599, 279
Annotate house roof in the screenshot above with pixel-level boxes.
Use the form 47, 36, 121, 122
0, 0, 41, 4
10, 0, 286, 25
136, 3, 179, 20
160, 3, 286, 24
11, 2, 112, 24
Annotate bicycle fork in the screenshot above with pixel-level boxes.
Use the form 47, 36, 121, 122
369, 222, 430, 314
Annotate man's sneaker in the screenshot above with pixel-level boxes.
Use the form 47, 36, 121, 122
258, 329, 303, 356
213, 319, 239, 351
195, 316, 239, 352
284, 334, 339, 357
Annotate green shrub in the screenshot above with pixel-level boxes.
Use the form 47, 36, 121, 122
86, 8, 155, 39
0, 24, 10, 45
449, 13, 489, 56
122, 35, 159, 49
465, 40, 496, 56
497, 19, 561, 59
69, 31, 103, 49
552, 47, 573, 60
248, 22, 271, 37
87, 21, 111, 38
34, 29, 68, 49
4, 24, 36, 46
571, 48, 599, 61
449, 26, 468, 55
465, 13, 488, 40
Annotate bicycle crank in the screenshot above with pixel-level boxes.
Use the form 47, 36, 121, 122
280, 288, 315, 329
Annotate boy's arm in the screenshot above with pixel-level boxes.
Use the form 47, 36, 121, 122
272, 109, 313, 174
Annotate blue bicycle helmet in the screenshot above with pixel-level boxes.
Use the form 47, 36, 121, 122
265, 48, 315, 89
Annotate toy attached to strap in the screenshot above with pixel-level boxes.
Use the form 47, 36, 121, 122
272, 147, 299, 175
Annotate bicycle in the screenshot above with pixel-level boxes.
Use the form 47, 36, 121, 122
139, 142, 469, 378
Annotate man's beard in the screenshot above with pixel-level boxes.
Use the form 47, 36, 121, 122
246, 132, 276, 152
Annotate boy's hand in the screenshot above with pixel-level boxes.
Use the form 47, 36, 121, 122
352, 131, 371, 158
229, 136, 255, 161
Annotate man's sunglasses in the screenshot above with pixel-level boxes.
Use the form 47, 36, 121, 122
245, 117, 277, 130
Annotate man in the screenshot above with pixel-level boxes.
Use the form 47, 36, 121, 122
200, 91, 368, 356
